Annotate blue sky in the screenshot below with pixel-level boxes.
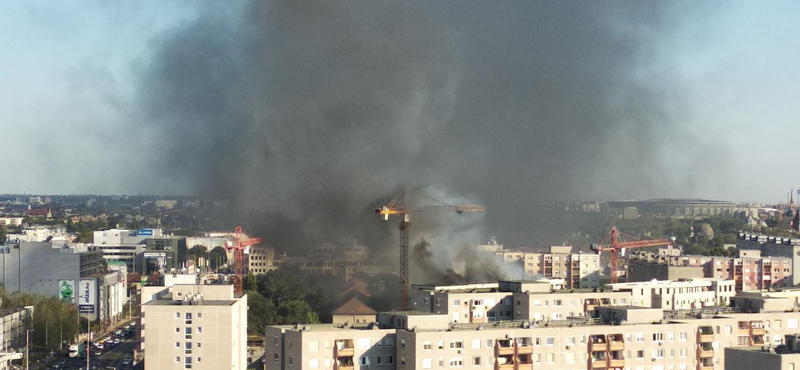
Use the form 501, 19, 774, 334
0, 1, 798, 204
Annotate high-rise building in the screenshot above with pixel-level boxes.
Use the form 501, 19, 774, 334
141, 284, 247, 370
494, 246, 601, 288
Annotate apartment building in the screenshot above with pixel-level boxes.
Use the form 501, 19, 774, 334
266, 307, 800, 370
141, 284, 247, 370
736, 233, 800, 284
605, 279, 735, 310
495, 246, 601, 288
629, 250, 793, 292
249, 244, 277, 274
410, 283, 515, 323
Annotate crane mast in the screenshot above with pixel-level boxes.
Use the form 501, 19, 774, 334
376, 197, 484, 310
225, 226, 264, 294
591, 227, 673, 284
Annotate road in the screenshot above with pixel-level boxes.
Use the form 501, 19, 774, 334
93, 337, 138, 370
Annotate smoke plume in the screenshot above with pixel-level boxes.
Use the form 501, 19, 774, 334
137, 1, 721, 273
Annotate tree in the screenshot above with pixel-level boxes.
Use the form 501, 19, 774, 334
246, 291, 276, 334
277, 300, 319, 324
188, 245, 208, 262
209, 246, 228, 270
243, 272, 257, 293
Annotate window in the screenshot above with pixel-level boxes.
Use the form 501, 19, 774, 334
453, 300, 460, 306
423, 359, 432, 369
545, 337, 554, 346
384, 337, 395, 347
535, 354, 541, 363
738, 336, 749, 345
424, 341, 432, 350
438, 341, 444, 350
197, 312, 202, 318
289, 357, 294, 367
400, 339, 406, 348
437, 359, 444, 368
175, 357, 180, 363
565, 352, 575, 363
197, 327, 202, 334
449, 358, 463, 367
652, 349, 664, 358
680, 348, 687, 357
533, 300, 541, 307
400, 357, 405, 367
310, 358, 320, 369
273, 354, 279, 363
668, 332, 674, 341
176, 312, 181, 318
725, 325, 732, 334
546, 353, 554, 363
553, 299, 562, 307
637, 351, 644, 359
176, 327, 180, 333
636, 334, 644, 342
359, 356, 370, 367
185, 327, 192, 340
274, 336, 279, 346
679, 332, 687, 341
653, 333, 664, 341
473, 357, 481, 366
566, 336, 575, 345
775, 320, 782, 329
176, 342, 180, 348
449, 341, 463, 349
472, 339, 480, 349
377, 357, 382, 365
386, 356, 394, 365
185, 342, 192, 355
486, 339, 492, 348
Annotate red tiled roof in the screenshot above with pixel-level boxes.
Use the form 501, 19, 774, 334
339, 285, 372, 298
332, 297, 377, 316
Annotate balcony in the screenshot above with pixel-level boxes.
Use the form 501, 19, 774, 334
517, 345, 533, 354
608, 334, 624, 351
698, 327, 713, 342
496, 363, 515, 370
496, 346, 515, 356
336, 347, 354, 357
750, 321, 765, 335
589, 335, 608, 352
609, 359, 624, 368
697, 348, 713, 358
517, 364, 533, 370
337, 365, 354, 370
590, 359, 608, 369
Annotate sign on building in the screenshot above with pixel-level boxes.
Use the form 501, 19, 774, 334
137, 229, 154, 236
78, 279, 96, 313
58, 280, 76, 303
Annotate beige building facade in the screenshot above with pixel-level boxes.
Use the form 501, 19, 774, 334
142, 284, 247, 370
267, 308, 800, 370
495, 247, 601, 289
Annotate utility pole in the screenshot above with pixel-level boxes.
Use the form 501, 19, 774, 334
86, 318, 90, 370
60, 316, 65, 352
26, 329, 33, 370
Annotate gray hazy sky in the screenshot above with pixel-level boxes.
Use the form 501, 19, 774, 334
1, 1, 799, 205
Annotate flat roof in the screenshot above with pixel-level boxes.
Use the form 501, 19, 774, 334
145, 299, 238, 306
381, 311, 442, 316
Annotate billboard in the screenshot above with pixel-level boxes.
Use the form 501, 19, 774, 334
137, 229, 154, 236
78, 279, 96, 314
58, 280, 76, 303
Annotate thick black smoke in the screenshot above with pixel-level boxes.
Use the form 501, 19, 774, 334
137, 2, 719, 260
411, 239, 509, 285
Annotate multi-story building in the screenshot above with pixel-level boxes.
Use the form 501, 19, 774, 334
266, 306, 800, 370
0, 241, 105, 295
494, 246, 601, 288
93, 228, 185, 274
141, 284, 247, 370
411, 281, 631, 324
737, 233, 800, 285
0, 307, 32, 369
249, 244, 277, 274
628, 250, 792, 292
724, 334, 800, 370
606, 278, 735, 310
0, 217, 23, 227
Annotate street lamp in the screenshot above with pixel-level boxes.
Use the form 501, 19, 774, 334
60, 316, 65, 351
26, 329, 34, 370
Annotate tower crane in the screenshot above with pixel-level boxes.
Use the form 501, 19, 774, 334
590, 226, 675, 284
375, 196, 484, 311
224, 226, 264, 294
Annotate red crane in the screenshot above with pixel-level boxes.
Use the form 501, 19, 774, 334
225, 226, 264, 294
376, 195, 484, 310
590, 227, 674, 284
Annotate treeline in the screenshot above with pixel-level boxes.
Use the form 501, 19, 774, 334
0, 286, 83, 353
